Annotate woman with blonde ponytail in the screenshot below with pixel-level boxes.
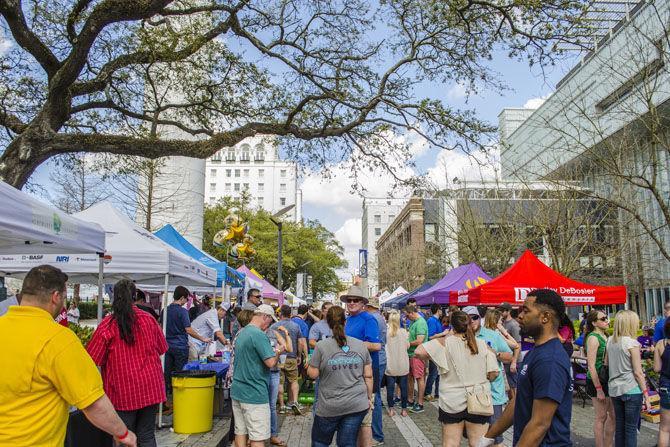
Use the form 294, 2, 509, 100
385, 310, 410, 416
307, 306, 374, 446
415, 311, 499, 447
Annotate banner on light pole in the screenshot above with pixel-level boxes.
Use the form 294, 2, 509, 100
358, 249, 368, 278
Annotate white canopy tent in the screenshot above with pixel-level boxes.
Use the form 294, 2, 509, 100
0, 181, 106, 316
380, 286, 407, 304
0, 181, 105, 254
0, 202, 216, 320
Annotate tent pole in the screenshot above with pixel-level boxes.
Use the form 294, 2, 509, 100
96, 256, 104, 323
158, 273, 169, 428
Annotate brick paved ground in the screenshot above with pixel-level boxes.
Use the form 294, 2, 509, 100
155, 412, 230, 447
153, 396, 660, 446
274, 397, 660, 447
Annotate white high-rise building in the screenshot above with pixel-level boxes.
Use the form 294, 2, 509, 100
205, 136, 302, 222
361, 197, 407, 295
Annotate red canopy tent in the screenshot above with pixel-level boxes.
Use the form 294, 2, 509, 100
450, 250, 627, 307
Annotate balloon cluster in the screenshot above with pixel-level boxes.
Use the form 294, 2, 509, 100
213, 211, 256, 259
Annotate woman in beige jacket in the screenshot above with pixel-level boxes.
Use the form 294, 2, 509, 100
385, 310, 410, 416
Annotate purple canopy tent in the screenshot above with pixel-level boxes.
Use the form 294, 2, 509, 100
415, 263, 491, 305
237, 265, 284, 304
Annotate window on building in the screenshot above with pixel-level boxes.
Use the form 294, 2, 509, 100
224, 183, 231, 192
255, 145, 265, 161
280, 197, 286, 206
243, 183, 249, 190
375, 228, 381, 236
234, 169, 240, 177
209, 183, 216, 192
259, 169, 264, 178
374, 214, 381, 224
258, 196, 264, 203
280, 169, 287, 178
280, 183, 287, 193
258, 183, 264, 192
210, 169, 217, 177
243, 169, 249, 177
425, 223, 437, 242
209, 197, 216, 205
234, 183, 240, 192
240, 144, 250, 161
211, 150, 222, 162
226, 169, 231, 177
226, 149, 235, 161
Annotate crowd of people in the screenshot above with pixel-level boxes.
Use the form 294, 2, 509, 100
2, 264, 670, 447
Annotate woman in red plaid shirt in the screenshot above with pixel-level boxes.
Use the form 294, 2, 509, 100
87, 280, 168, 447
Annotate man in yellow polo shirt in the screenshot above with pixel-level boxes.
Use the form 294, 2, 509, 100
0, 265, 137, 447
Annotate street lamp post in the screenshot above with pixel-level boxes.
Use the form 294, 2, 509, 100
270, 204, 296, 291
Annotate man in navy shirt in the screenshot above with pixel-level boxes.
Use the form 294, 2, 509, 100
482, 289, 573, 447
342, 285, 381, 447
654, 301, 670, 343
424, 303, 443, 401
165, 286, 211, 396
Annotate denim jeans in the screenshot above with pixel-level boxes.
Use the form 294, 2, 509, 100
385, 375, 408, 409
311, 409, 367, 447
164, 346, 188, 393
118, 404, 158, 447
269, 371, 281, 437
425, 360, 439, 397
612, 393, 643, 447
372, 362, 385, 442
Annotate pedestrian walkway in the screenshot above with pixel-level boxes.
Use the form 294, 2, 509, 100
155, 413, 230, 447
275, 398, 659, 446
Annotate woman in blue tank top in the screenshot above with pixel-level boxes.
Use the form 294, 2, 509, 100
653, 317, 670, 447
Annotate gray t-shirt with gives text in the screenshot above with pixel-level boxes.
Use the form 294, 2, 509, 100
310, 336, 371, 418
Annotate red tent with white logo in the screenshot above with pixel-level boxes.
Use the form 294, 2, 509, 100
449, 250, 627, 307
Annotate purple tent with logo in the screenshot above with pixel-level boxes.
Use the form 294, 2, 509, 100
415, 263, 491, 305
236, 265, 284, 304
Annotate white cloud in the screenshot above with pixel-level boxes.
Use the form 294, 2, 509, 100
334, 218, 362, 278
425, 146, 500, 189
523, 93, 552, 109
446, 82, 468, 101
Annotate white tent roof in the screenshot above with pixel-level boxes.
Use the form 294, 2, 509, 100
380, 286, 408, 304
0, 202, 216, 286
0, 181, 105, 254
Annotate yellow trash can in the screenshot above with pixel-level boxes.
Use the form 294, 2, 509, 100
172, 370, 217, 434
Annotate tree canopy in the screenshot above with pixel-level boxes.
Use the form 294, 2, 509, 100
0, 0, 592, 188
203, 193, 346, 296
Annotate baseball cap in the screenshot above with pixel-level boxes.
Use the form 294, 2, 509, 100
498, 303, 512, 311
462, 306, 480, 317
255, 304, 278, 321
219, 302, 231, 311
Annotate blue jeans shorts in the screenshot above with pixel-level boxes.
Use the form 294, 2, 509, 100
660, 386, 670, 410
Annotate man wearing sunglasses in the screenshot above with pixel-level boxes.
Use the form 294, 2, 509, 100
243, 288, 263, 310
464, 306, 512, 447
341, 285, 381, 447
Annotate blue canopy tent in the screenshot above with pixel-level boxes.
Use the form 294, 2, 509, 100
154, 224, 245, 289
384, 282, 434, 309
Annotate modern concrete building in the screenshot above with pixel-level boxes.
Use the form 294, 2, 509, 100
361, 197, 407, 295
499, 0, 670, 319
205, 136, 302, 223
